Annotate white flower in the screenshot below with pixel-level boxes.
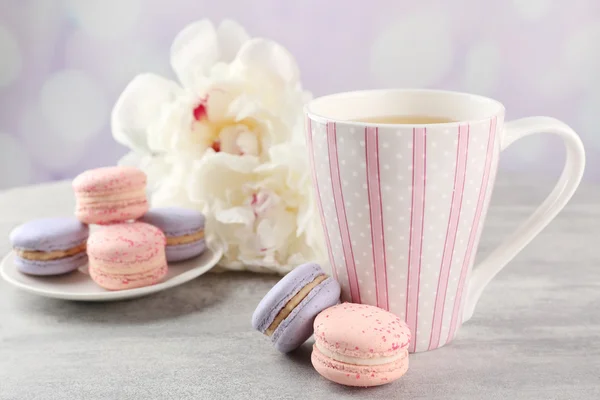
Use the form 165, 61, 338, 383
111, 19, 325, 274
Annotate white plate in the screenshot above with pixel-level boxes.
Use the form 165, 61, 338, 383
0, 244, 223, 301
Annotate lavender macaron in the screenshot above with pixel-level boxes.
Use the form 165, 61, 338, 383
138, 207, 206, 262
9, 217, 89, 276
252, 262, 341, 353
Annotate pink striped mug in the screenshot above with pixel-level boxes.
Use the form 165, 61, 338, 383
304, 89, 585, 352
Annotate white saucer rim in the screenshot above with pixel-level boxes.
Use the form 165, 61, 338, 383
0, 243, 223, 301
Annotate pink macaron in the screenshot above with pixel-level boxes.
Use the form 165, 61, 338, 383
311, 303, 411, 387
73, 166, 149, 225
87, 222, 168, 291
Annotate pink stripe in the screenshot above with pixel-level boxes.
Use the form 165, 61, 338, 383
365, 127, 389, 310
327, 122, 361, 303
305, 117, 338, 282
447, 117, 497, 344
406, 127, 426, 353
427, 124, 470, 350
377, 129, 389, 311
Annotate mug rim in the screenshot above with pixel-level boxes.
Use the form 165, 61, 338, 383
305, 88, 506, 127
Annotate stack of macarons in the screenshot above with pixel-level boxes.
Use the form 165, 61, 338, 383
252, 263, 411, 388
8, 166, 207, 291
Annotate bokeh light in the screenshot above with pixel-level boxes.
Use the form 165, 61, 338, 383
370, 7, 453, 88
0, 0, 598, 187
64, 0, 141, 40
19, 104, 88, 172
564, 24, 600, 90
0, 133, 33, 189
512, 0, 552, 21
39, 69, 109, 145
64, 29, 171, 96
464, 41, 502, 96
577, 90, 600, 152
0, 24, 22, 87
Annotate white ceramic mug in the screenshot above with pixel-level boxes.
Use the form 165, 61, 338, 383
304, 89, 585, 352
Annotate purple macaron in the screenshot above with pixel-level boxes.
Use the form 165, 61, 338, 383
252, 262, 341, 353
138, 207, 206, 263
9, 217, 89, 276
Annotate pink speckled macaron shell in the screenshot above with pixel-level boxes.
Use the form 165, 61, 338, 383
87, 222, 166, 263
314, 303, 411, 359
311, 345, 409, 387
89, 264, 168, 291
76, 201, 149, 225
72, 166, 147, 193
73, 166, 148, 225
87, 222, 168, 291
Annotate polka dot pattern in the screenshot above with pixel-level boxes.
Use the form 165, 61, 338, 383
439, 119, 500, 348
416, 125, 460, 350
310, 120, 352, 301
378, 126, 415, 321
307, 115, 501, 353
335, 126, 377, 305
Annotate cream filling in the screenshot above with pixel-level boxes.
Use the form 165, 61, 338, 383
265, 274, 328, 336
315, 342, 407, 366
77, 188, 146, 205
166, 230, 205, 246
89, 256, 166, 276
16, 242, 87, 261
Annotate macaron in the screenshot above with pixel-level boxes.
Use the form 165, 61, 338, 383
72, 166, 149, 225
9, 217, 89, 276
311, 303, 411, 387
138, 207, 206, 262
252, 262, 341, 353
87, 222, 168, 291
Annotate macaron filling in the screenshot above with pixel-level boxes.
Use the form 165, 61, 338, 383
166, 230, 205, 246
90, 255, 166, 274
314, 341, 407, 366
75, 188, 146, 203
91, 262, 167, 280
14, 242, 87, 261
265, 274, 328, 336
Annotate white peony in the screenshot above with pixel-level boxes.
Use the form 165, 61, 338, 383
112, 19, 325, 274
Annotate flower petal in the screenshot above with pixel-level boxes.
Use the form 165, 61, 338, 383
111, 73, 182, 153
256, 211, 295, 250
237, 131, 259, 156
218, 124, 245, 155
187, 152, 259, 204
233, 38, 300, 87
170, 19, 219, 91
151, 161, 200, 208
117, 151, 144, 168
147, 94, 215, 157
215, 206, 255, 225
206, 87, 237, 121
117, 151, 170, 191
227, 93, 265, 121
217, 19, 250, 63
197, 151, 260, 174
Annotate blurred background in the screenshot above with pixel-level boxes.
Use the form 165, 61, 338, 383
0, 0, 598, 189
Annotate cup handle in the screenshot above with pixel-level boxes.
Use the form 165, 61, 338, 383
462, 117, 586, 322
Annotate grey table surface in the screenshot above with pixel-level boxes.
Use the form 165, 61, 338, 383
1, 177, 599, 400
